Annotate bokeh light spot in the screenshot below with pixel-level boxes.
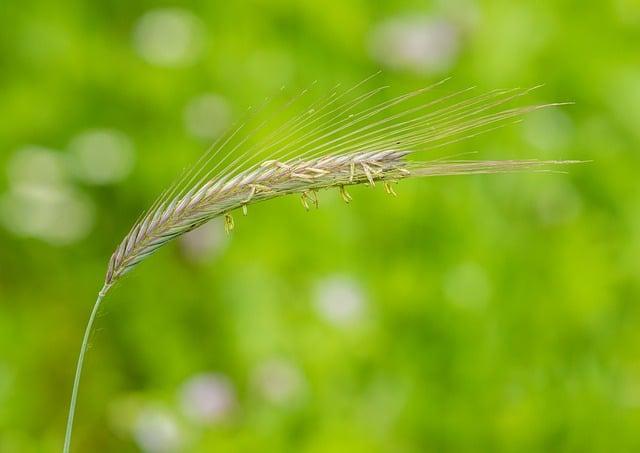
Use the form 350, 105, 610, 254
6, 146, 67, 192
68, 129, 135, 185
183, 94, 231, 140
251, 358, 306, 406
133, 406, 183, 453
313, 275, 366, 327
368, 15, 460, 74
0, 187, 94, 245
133, 8, 204, 67
178, 373, 236, 425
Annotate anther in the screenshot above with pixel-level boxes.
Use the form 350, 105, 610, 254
339, 185, 352, 204
384, 181, 397, 197
300, 192, 310, 211
310, 189, 319, 209
224, 213, 235, 234
242, 204, 248, 216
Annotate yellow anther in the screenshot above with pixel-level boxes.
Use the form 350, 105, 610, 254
242, 204, 248, 216
310, 189, 319, 209
339, 185, 352, 204
300, 192, 310, 211
224, 213, 235, 234
384, 181, 397, 197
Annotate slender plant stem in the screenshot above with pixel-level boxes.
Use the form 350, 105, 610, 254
63, 285, 109, 453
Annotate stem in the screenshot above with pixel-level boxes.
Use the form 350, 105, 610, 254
63, 285, 109, 453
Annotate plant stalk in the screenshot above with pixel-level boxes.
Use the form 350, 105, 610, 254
63, 285, 110, 453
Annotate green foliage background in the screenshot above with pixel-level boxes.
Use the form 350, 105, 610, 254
0, 0, 639, 451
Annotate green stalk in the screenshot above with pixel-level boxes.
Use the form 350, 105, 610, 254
63, 285, 109, 453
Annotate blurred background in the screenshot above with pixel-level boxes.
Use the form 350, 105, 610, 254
0, 0, 639, 451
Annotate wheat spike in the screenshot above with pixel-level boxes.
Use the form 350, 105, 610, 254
64, 79, 582, 452
103, 151, 577, 288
